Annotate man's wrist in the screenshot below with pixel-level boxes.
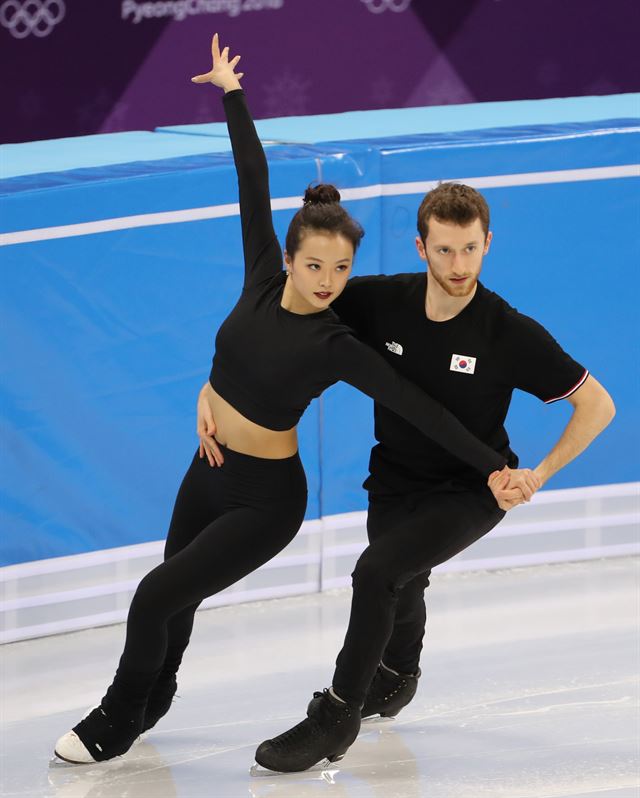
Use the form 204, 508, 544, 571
534, 463, 550, 487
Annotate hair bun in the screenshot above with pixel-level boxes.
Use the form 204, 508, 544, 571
303, 184, 341, 206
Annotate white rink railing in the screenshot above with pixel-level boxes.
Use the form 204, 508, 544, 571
1, 482, 638, 644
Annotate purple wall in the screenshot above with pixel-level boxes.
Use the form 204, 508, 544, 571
2, 0, 638, 144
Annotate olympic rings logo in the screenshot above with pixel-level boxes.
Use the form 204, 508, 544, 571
360, 0, 412, 13
0, 0, 65, 39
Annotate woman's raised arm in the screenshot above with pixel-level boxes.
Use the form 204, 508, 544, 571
192, 34, 282, 289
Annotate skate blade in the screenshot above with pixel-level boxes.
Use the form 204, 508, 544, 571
52, 750, 96, 766
361, 714, 396, 724
250, 758, 337, 777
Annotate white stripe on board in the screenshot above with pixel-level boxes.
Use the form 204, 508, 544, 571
0, 582, 321, 645
369, 164, 640, 199
0, 549, 321, 612
2, 164, 638, 247
3, 510, 636, 613
317, 542, 640, 592
0, 518, 323, 581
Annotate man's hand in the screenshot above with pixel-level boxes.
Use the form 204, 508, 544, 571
197, 384, 224, 467
487, 466, 541, 511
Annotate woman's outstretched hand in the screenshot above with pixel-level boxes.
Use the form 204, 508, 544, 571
191, 33, 244, 93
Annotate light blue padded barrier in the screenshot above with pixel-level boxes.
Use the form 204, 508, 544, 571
1, 96, 638, 564
156, 93, 640, 143
1, 131, 239, 180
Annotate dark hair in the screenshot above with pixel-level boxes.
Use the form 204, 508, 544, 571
417, 182, 490, 241
285, 184, 364, 258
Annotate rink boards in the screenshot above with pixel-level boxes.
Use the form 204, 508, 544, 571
1, 93, 639, 639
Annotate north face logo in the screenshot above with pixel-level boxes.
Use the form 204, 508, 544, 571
385, 341, 403, 355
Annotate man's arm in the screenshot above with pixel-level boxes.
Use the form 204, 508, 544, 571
534, 375, 615, 487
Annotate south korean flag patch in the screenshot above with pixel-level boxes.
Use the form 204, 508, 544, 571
450, 353, 476, 374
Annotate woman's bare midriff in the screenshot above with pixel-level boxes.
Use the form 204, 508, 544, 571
205, 384, 298, 459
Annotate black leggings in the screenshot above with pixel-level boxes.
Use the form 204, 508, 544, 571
111, 445, 307, 704
332, 485, 505, 706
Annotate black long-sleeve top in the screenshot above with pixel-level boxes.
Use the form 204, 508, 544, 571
208, 90, 507, 477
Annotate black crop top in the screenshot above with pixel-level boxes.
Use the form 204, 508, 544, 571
208, 90, 507, 478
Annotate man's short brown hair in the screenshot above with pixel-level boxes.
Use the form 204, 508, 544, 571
417, 182, 490, 241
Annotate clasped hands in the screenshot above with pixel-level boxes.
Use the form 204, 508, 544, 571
487, 466, 541, 511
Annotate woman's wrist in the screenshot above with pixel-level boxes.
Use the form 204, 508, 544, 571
223, 80, 242, 94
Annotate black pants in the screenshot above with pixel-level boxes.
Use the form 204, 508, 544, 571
332, 485, 505, 706
111, 445, 307, 704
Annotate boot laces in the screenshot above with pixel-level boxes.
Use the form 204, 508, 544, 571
270, 716, 323, 750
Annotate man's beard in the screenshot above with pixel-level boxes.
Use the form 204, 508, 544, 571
428, 266, 478, 297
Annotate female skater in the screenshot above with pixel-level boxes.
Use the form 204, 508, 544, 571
54, 34, 520, 764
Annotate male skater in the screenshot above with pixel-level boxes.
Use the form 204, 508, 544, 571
247, 182, 615, 772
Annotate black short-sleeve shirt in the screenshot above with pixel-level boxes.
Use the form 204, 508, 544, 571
331, 273, 588, 495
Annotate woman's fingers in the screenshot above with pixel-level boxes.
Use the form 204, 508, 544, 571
518, 469, 540, 501
488, 468, 506, 488
200, 436, 221, 467
487, 470, 501, 486
516, 478, 534, 502
499, 488, 524, 501
194, 37, 241, 86
497, 494, 524, 511
200, 436, 214, 467
209, 436, 224, 467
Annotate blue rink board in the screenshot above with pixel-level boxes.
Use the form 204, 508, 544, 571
1, 98, 639, 564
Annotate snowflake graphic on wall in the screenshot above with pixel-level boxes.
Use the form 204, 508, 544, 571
262, 70, 311, 118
